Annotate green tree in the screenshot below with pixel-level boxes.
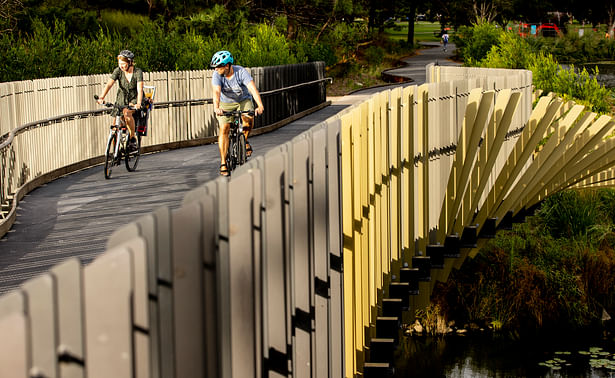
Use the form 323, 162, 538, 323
0, 0, 23, 34
395, 0, 420, 45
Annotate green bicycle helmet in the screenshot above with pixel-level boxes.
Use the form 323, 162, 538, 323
118, 50, 135, 62
210, 50, 234, 68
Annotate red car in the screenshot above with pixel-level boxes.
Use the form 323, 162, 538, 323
537, 23, 561, 37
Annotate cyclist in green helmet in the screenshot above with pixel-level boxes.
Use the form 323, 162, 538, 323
97, 50, 144, 151
210, 50, 264, 176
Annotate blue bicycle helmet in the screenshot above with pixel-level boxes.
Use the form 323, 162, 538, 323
210, 50, 234, 68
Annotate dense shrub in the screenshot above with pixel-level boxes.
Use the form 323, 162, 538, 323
1, 6, 383, 83
235, 24, 299, 67
536, 30, 615, 64
433, 189, 615, 333
0, 17, 305, 82
19, 4, 101, 36
293, 40, 337, 66
170, 5, 246, 40
173, 31, 220, 71
477, 31, 536, 69
322, 21, 369, 62
365, 45, 386, 65
468, 29, 612, 113
99, 10, 149, 36
454, 23, 502, 64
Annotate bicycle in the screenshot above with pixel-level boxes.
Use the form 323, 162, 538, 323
222, 110, 254, 176
94, 95, 147, 179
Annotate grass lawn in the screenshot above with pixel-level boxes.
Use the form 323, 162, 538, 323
328, 21, 445, 96
385, 21, 448, 43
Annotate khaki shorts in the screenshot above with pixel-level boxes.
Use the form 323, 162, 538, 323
216, 99, 254, 125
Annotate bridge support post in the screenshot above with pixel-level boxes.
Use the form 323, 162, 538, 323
478, 218, 497, 239
426, 245, 445, 269
499, 211, 514, 230
460, 225, 478, 248
363, 362, 394, 377
443, 234, 460, 258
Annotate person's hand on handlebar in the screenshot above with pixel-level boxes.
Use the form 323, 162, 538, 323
214, 107, 224, 116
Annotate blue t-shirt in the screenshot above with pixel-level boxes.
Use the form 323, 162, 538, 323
212, 65, 254, 103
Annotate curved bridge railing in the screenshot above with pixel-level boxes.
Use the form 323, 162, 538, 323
0, 62, 328, 237
2, 65, 615, 378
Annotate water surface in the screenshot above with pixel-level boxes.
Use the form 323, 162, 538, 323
394, 333, 615, 377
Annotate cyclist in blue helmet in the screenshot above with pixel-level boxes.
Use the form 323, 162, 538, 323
210, 50, 264, 176
97, 50, 144, 151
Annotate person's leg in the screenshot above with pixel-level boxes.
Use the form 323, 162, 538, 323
218, 122, 231, 174
217, 102, 239, 175
122, 108, 136, 139
239, 99, 255, 157
241, 114, 253, 156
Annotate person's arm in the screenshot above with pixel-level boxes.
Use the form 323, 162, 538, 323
213, 85, 223, 115
247, 81, 264, 115
135, 80, 144, 109
97, 78, 115, 104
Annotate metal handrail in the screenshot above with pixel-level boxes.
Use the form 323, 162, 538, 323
0, 77, 332, 150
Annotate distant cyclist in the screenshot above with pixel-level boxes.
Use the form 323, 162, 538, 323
442, 32, 450, 52
210, 50, 264, 176
97, 50, 144, 151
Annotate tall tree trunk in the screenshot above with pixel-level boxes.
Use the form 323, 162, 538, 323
609, 7, 615, 38
406, 5, 416, 46
369, 0, 377, 30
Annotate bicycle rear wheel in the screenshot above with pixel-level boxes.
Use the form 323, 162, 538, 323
104, 135, 115, 179
237, 133, 247, 166
125, 135, 141, 172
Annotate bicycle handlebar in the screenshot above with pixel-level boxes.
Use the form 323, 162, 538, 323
221, 110, 255, 117
94, 95, 137, 111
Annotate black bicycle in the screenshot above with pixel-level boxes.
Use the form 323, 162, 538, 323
222, 110, 254, 176
94, 95, 143, 179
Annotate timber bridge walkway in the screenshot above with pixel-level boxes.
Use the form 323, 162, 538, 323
0, 43, 459, 295
2, 44, 615, 377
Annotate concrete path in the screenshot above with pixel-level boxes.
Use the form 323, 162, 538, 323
0, 44, 460, 294
385, 42, 458, 83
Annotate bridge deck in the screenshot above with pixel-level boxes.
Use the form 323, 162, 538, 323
0, 103, 351, 294
0, 44, 458, 294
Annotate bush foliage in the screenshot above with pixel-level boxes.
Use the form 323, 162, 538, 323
0, 1, 382, 82
458, 23, 613, 113
0, 16, 305, 82
433, 189, 615, 334
0, 8, 375, 83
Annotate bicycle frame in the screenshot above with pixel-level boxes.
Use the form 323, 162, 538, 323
222, 110, 253, 175
95, 94, 143, 179
107, 114, 128, 161
229, 118, 243, 149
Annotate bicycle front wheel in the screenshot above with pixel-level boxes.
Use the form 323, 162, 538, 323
104, 135, 115, 179
237, 133, 247, 166
125, 135, 141, 172
225, 137, 235, 174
